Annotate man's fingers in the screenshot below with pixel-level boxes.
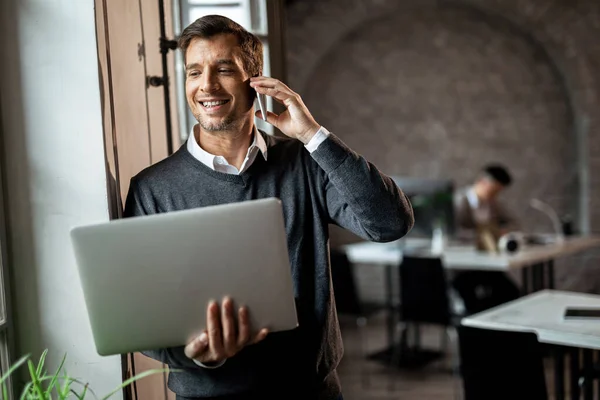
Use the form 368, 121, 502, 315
237, 306, 251, 348
254, 110, 279, 127
184, 331, 208, 359
221, 297, 237, 356
187, 300, 267, 363
207, 300, 224, 356
251, 328, 269, 344
251, 82, 296, 105
249, 75, 289, 88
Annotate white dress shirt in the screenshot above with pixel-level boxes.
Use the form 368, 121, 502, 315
466, 186, 492, 224
186, 124, 329, 367
187, 125, 330, 174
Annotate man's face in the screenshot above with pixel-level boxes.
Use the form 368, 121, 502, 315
184, 34, 254, 133
477, 178, 505, 201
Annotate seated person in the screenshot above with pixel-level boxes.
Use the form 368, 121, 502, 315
451, 164, 521, 314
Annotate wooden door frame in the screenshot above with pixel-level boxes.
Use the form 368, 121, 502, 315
93, 0, 180, 399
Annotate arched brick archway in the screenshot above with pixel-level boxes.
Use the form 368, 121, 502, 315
287, 0, 600, 292
301, 4, 572, 232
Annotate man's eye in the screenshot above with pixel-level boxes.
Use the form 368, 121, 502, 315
219, 69, 233, 73
188, 71, 200, 77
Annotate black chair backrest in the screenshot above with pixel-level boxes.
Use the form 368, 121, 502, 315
330, 248, 362, 316
399, 255, 451, 325
458, 325, 548, 400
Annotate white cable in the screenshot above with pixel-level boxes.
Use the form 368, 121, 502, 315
530, 198, 565, 244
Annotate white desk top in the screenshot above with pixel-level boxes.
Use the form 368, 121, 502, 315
461, 290, 600, 350
342, 235, 600, 271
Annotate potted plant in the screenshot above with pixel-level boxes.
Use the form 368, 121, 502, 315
1, 350, 169, 399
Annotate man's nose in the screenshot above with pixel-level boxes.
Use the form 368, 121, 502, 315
201, 72, 220, 93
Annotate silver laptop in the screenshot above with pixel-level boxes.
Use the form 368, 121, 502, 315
70, 197, 298, 356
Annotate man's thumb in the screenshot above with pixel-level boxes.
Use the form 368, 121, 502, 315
185, 332, 208, 359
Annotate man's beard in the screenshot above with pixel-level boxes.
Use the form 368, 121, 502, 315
195, 113, 238, 132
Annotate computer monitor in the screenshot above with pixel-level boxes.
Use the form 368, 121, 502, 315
392, 177, 456, 239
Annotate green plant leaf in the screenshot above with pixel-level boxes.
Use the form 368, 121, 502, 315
35, 349, 48, 378
0, 353, 29, 389
26, 360, 45, 399
19, 382, 33, 400
71, 387, 87, 400
19, 378, 62, 400
70, 378, 98, 400
79, 383, 89, 399
58, 370, 72, 399
6, 351, 171, 400
45, 353, 67, 396
101, 368, 169, 400
24, 375, 97, 400
68, 382, 91, 400
3, 354, 29, 400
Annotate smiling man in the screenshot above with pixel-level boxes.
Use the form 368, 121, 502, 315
123, 15, 414, 400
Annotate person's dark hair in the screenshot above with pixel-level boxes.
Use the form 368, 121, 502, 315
482, 164, 512, 186
178, 15, 263, 77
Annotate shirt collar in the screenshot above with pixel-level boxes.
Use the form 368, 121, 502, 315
186, 125, 268, 169
252, 127, 268, 161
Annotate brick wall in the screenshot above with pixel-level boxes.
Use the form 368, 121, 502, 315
285, 0, 600, 298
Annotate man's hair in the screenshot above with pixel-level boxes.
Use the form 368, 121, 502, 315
178, 15, 263, 77
482, 164, 512, 186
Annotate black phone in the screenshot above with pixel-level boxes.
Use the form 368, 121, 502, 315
564, 307, 600, 319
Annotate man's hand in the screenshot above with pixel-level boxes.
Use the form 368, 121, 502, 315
249, 76, 321, 144
184, 296, 268, 365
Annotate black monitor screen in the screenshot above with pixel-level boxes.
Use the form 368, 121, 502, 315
391, 177, 455, 238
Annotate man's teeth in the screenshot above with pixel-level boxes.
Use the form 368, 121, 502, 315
202, 100, 227, 107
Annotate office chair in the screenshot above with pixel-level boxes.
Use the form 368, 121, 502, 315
388, 255, 465, 394
457, 325, 548, 400
330, 248, 387, 388
393, 255, 464, 364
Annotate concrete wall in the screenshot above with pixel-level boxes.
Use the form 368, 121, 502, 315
0, 0, 122, 396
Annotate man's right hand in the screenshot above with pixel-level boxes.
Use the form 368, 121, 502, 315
184, 296, 269, 365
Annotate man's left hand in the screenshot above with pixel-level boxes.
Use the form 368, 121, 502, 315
250, 76, 320, 144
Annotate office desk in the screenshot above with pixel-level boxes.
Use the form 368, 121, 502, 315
341, 236, 600, 368
462, 290, 600, 400
344, 235, 600, 271
343, 235, 600, 293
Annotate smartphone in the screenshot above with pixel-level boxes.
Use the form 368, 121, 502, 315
256, 92, 267, 121
564, 307, 600, 320
251, 75, 267, 121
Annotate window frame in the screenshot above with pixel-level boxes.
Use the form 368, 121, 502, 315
0, 102, 15, 399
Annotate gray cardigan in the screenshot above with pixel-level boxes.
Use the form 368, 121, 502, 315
123, 131, 414, 399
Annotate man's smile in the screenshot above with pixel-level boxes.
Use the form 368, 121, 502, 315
198, 99, 230, 112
